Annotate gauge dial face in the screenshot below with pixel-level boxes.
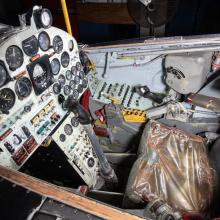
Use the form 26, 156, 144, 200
65, 70, 72, 80
58, 74, 65, 87
77, 84, 83, 93
82, 78, 88, 88
59, 134, 66, 142
61, 51, 70, 68
53, 35, 63, 53
71, 117, 79, 127
76, 62, 82, 71
50, 58, 60, 75
5, 45, 23, 70
68, 40, 74, 51
69, 80, 76, 90
72, 89, 79, 100
0, 88, 15, 111
22, 35, 38, 57
38, 31, 50, 51
0, 63, 7, 88
41, 8, 52, 28
79, 71, 85, 79
71, 66, 77, 75
32, 63, 47, 85
74, 75, 80, 85
64, 124, 73, 135
53, 83, 61, 94
64, 85, 71, 95
15, 77, 32, 99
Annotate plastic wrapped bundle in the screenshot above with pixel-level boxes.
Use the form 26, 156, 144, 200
125, 120, 215, 214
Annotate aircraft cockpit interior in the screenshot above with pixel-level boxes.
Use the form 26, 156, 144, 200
0, 5, 220, 220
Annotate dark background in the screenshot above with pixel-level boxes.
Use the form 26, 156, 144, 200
0, 0, 220, 44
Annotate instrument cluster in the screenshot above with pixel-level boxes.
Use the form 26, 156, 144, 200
0, 15, 88, 169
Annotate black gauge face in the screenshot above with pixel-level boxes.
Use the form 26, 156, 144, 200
69, 80, 76, 90
74, 75, 80, 85
71, 66, 77, 75
65, 70, 72, 80
61, 51, 70, 68
77, 84, 83, 93
71, 117, 79, 127
72, 89, 79, 100
63, 85, 71, 95
50, 58, 60, 75
58, 74, 65, 87
82, 78, 88, 88
68, 40, 74, 51
53, 35, 63, 53
0, 88, 15, 112
32, 63, 47, 85
5, 45, 23, 70
76, 62, 82, 71
15, 77, 32, 99
38, 31, 50, 51
64, 124, 73, 135
0, 64, 7, 88
53, 83, 61, 94
79, 71, 85, 79
59, 134, 66, 142
22, 35, 38, 57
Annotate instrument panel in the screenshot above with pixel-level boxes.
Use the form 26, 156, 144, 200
0, 22, 88, 169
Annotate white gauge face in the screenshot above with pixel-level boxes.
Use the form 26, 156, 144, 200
41, 9, 52, 28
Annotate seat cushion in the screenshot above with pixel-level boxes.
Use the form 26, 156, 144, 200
124, 120, 215, 213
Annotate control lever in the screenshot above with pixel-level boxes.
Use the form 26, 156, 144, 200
64, 95, 118, 187
134, 85, 165, 104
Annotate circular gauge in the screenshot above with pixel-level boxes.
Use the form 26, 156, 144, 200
53, 35, 63, 53
61, 51, 70, 68
71, 117, 79, 127
59, 134, 66, 142
32, 63, 47, 85
38, 31, 50, 51
0, 63, 7, 88
22, 35, 38, 57
63, 85, 71, 95
69, 80, 76, 90
82, 79, 88, 88
15, 77, 32, 99
58, 74, 66, 87
65, 70, 72, 80
76, 62, 82, 71
74, 75, 80, 85
53, 83, 61, 94
40, 8, 52, 28
79, 71, 85, 79
71, 66, 77, 75
72, 89, 79, 100
77, 84, 83, 93
0, 88, 15, 112
64, 124, 73, 135
51, 58, 60, 75
68, 40, 74, 51
5, 45, 23, 70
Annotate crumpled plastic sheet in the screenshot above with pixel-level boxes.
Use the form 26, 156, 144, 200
125, 120, 216, 214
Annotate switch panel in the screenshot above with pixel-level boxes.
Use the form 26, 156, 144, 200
52, 112, 102, 188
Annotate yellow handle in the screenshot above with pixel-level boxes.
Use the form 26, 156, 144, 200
60, 0, 72, 35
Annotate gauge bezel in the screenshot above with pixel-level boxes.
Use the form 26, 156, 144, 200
64, 124, 73, 135
15, 77, 32, 100
40, 8, 53, 29
61, 51, 70, 68
5, 45, 24, 71
38, 31, 50, 52
53, 35, 63, 54
52, 82, 61, 94
0, 88, 16, 112
22, 35, 39, 57
50, 58, 60, 75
